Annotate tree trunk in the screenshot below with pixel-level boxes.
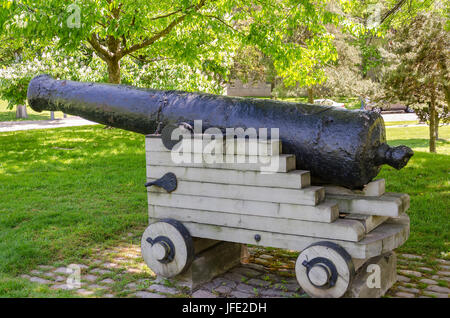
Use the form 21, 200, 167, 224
104, 57, 121, 129
435, 114, 439, 140
307, 87, 314, 104
16, 104, 28, 119
270, 79, 276, 100
429, 85, 437, 153
107, 58, 121, 84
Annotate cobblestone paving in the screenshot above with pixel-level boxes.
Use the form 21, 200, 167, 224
19, 233, 449, 298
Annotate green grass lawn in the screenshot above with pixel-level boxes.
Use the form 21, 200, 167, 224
0, 124, 448, 296
384, 120, 421, 126
0, 126, 147, 296
0, 100, 68, 122
381, 126, 450, 258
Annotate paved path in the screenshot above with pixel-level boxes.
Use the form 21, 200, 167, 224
19, 229, 449, 298
0, 117, 98, 132
0, 112, 421, 133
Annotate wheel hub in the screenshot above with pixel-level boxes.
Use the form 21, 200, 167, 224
302, 256, 339, 289
152, 241, 170, 261
145, 236, 175, 264
307, 263, 331, 287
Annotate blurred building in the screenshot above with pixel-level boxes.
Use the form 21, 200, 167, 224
225, 79, 271, 97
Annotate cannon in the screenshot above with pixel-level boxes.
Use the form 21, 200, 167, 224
27, 75, 413, 189
27, 75, 411, 297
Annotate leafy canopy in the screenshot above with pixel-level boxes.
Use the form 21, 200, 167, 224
0, 0, 344, 87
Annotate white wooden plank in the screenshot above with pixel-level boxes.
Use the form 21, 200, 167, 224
145, 135, 282, 156
382, 214, 410, 253
147, 179, 324, 206
147, 216, 408, 259
362, 179, 385, 196
324, 179, 385, 197
146, 151, 296, 173
324, 185, 354, 196
384, 193, 410, 212
360, 214, 409, 254
340, 214, 389, 233
225, 138, 281, 156
326, 192, 409, 217
148, 205, 365, 242
148, 192, 338, 223
147, 165, 310, 189
147, 218, 383, 259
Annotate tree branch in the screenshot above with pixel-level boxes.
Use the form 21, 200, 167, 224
120, 0, 208, 57
120, 15, 186, 57
379, 0, 407, 25
150, 5, 194, 21
87, 34, 111, 61
95, 20, 107, 28
129, 53, 172, 64
202, 14, 238, 33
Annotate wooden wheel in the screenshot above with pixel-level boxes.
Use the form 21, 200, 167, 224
141, 219, 194, 277
295, 241, 355, 298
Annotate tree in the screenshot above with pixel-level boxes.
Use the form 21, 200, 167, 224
0, 0, 344, 87
319, 0, 436, 100
382, 3, 449, 152
317, 27, 383, 99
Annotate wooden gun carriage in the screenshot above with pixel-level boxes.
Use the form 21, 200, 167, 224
142, 135, 410, 298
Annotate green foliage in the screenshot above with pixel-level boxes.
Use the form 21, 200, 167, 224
0, 44, 107, 109
356, 35, 382, 76
0, 0, 349, 89
382, 7, 449, 121
415, 105, 450, 126
319, 0, 440, 100
0, 70, 30, 108
228, 45, 273, 85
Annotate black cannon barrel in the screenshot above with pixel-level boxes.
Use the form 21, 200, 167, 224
27, 75, 413, 188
